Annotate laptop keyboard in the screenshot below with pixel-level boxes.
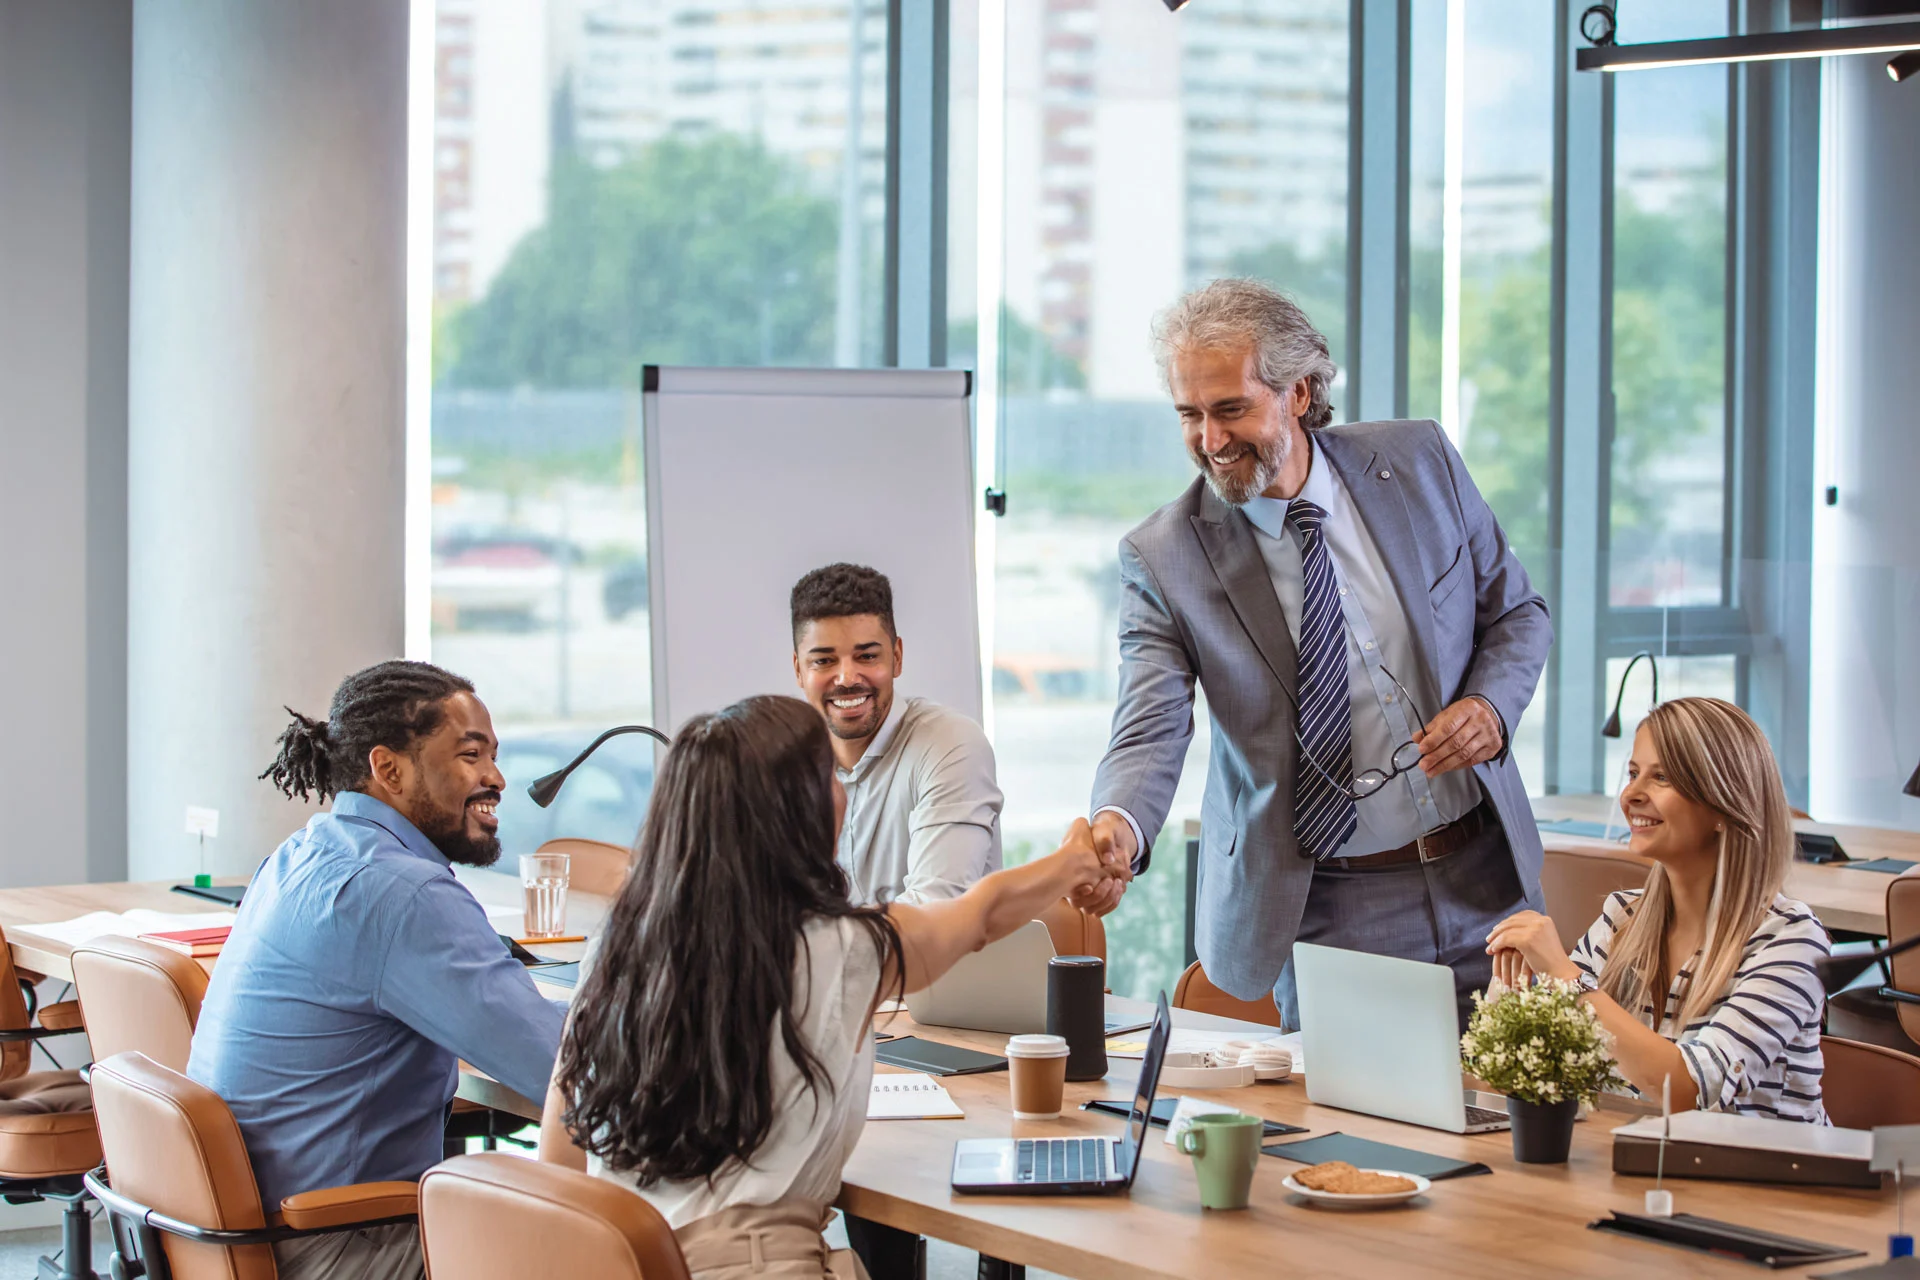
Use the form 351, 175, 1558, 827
1465, 1103, 1509, 1127
1017, 1137, 1109, 1184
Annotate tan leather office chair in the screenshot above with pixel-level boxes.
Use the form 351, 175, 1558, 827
71, 935, 209, 1072
1036, 898, 1105, 965
421, 1153, 690, 1280
1820, 1036, 1920, 1129
85, 1051, 419, 1280
1540, 848, 1651, 949
534, 837, 632, 899
1171, 961, 1280, 1027
0, 926, 102, 1280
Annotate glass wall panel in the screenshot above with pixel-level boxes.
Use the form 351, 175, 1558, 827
1407, 0, 1556, 796
1608, 10, 1730, 610
430, 0, 889, 855
991, 0, 1351, 1000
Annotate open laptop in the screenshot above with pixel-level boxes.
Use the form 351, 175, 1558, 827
950, 992, 1171, 1195
1293, 942, 1510, 1134
906, 920, 1054, 1034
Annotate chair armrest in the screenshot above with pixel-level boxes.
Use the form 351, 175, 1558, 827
277, 1182, 420, 1231
37, 1001, 84, 1032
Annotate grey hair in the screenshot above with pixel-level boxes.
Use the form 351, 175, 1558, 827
1152, 278, 1338, 431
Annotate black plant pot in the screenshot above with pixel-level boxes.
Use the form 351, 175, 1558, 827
1507, 1095, 1579, 1164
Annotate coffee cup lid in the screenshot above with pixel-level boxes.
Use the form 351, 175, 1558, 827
1004, 1034, 1070, 1058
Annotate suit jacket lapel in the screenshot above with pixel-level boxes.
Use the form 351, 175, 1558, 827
1318, 432, 1443, 695
1190, 484, 1299, 705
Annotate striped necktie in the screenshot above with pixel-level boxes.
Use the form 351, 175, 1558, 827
1287, 500, 1357, 860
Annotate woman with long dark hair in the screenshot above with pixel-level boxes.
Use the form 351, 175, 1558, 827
537, 695, 1115, 1277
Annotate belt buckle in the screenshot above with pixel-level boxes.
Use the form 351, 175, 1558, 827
1414, 824, 1447, 863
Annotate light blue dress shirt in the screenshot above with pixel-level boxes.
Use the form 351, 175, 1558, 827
187, 791, 565, 1206
1099, 439, 1481, 859
1237, 440, 1479, 855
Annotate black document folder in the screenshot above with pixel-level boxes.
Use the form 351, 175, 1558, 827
1261, 1132, 1491, 1180
873, 1037, 1006, 1076
1590, 1211, 1865, 1268
1084, 1097, 1307, 1137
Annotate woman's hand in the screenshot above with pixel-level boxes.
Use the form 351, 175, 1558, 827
1484, 910, 1579, 985
1049, 818, 1121, 909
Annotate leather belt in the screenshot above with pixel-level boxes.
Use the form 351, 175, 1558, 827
1322, 800, 1495, 872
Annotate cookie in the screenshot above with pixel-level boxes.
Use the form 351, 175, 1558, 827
1292, 1160, 1359, 1191
1340, 1171, 1417, 1194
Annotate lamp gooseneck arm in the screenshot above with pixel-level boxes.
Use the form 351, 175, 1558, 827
526, 724, 672, 808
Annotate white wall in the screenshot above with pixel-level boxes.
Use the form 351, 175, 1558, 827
0, 0, 131, 887
127, 0, 410, 879
1810, 51, 1920, 832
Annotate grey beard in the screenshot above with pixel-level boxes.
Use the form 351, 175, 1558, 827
1194, 437, 1285, 506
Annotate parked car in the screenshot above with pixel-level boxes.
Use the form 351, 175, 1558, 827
494, 728, 657, 858
602, 555, 649, 621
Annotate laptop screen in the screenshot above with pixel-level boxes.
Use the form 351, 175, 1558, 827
1119, 993, 1172, 1183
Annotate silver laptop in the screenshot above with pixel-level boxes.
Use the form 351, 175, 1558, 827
1294, 942, 1510, 1134
951, 993, 1170, 1195
905, 920, 1054, 1034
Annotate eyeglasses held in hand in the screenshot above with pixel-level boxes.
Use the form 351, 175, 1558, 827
1291, 665, 1428, 801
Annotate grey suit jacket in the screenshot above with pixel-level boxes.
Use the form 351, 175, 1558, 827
1089, 419, 1552, 1001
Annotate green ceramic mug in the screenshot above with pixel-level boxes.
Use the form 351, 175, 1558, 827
1176, 1112, 1264, 1210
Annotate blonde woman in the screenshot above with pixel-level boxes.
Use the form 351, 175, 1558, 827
1485, 697, 1829, 1122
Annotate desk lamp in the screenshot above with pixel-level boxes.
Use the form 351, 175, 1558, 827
527, 724, 672, 808
1601, 651, 1660, 739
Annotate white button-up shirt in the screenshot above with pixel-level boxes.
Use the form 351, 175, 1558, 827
836, 696, 1003, 905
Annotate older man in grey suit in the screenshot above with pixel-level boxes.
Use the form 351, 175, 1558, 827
1082, 278, 1551, 1030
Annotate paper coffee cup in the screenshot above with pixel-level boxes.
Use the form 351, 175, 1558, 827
1006, 1034, 1071, 1120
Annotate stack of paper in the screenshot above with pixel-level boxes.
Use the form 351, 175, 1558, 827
1106, 1028, 1304, 1074
868, 1073, 965, 1120
14, 910, 237, 949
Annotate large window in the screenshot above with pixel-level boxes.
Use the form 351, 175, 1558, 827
1407, 0, 1556, 794
981, 0, 1351, 1000
429, 0, 890, 854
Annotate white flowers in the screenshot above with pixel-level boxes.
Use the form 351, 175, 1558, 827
1460, 977, 1624, 1108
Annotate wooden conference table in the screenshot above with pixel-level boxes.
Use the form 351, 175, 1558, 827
1535, 792, 1916, 937
0, 862, 1903, 1277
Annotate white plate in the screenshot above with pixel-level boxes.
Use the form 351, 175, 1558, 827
1281, 1168, 1431, 1209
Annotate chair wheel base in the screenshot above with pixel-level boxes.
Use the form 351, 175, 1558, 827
36, 1255, 98, 1280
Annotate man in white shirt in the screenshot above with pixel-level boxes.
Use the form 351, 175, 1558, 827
791, 562, 1003, 905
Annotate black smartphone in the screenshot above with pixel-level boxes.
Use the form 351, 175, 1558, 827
498, 934, 544, 964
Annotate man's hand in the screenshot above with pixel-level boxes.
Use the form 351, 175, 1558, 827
1413, 695, 1503, 777
1070, 810, 1137, 917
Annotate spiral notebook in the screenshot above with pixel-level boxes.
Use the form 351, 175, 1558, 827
868, 1073, 965, 1120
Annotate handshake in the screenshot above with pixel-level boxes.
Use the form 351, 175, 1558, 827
1047, 812, 1141, 917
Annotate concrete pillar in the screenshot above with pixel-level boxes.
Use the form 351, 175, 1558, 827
0, 0, 132, 886
127, 0, 409, 878
1810, 52, 1920, 832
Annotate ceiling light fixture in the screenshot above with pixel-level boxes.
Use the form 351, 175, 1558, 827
1162, 0, 1194, 10
1577, 20, 1920, 72
1890, 48, 1920, 80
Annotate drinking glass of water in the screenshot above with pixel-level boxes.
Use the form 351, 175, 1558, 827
520, 852, 571, 939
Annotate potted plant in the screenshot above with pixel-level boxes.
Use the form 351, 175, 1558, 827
1461, 977, 1623, 1164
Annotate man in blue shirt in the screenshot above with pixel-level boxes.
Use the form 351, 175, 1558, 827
189, 660, 565, 1279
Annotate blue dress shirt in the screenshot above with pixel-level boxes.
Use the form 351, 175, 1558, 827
1237, 440, 1480, 855
187, 792, 565, 1206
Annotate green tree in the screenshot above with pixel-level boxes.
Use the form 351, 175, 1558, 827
948, 309, 1088, 393
1227, 238, 1349, 377
444, 138, 840, 389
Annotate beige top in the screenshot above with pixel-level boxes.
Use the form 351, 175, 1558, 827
590, 917, 884, 1229
836, 697, 1002, 905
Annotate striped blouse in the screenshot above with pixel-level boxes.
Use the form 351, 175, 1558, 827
1568, 890, 1830, 1124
